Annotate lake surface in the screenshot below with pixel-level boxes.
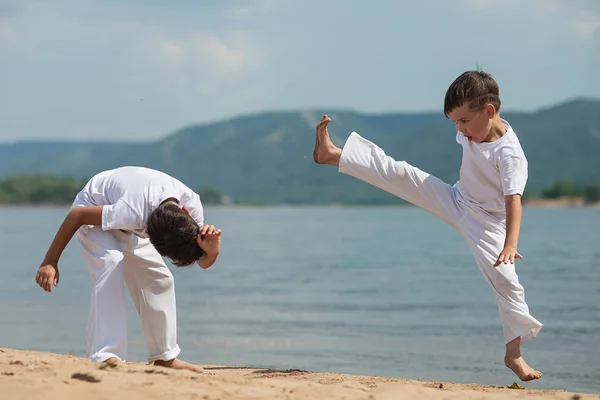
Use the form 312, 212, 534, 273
0, 205, 598, 393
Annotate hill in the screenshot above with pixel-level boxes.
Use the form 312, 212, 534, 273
1, 99, 599, 204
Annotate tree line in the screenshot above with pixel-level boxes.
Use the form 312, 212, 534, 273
0, 174, 598, 205
524, 180, 600, 204
0, 174, 226, 205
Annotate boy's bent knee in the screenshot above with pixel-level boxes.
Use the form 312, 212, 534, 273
139, 269, 175, 294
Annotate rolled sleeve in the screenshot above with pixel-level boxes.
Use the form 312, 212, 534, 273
101, 199, 144, 231
499, 155, 528, 196
185, 192, 204, 227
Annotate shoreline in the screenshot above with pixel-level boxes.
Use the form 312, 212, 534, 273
1, 348, 598, 400
1, 199, 599, 209
523, 197, 600, 208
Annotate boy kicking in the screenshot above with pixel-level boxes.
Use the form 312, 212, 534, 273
313, 70, 543, 382
34, 166, 222, 372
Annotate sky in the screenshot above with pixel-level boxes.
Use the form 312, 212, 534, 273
0, 0, 599, 142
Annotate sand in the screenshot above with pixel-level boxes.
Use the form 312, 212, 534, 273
1, 348, 597, 400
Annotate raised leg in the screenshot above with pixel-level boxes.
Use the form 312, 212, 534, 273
314, 115, 464, 228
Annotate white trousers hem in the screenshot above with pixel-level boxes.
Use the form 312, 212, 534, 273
90, 353, 124, 363
147, 345, 182, 363
507, 323, 543, 346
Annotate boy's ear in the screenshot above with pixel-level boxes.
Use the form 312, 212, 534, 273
182, 205, 190, 214
484, 103, 496, 118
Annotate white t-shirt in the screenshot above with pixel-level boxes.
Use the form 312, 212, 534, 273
454, 119, 528, 213
72, 166, 204, 238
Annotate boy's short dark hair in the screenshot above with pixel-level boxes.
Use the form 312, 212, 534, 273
444, 70, 501, 116
146, 202, 204, 267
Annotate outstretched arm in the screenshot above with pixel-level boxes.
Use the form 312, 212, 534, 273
35, 206, 104, 292
494, 194, 523, 267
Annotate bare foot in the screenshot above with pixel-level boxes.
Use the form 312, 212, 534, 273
313, 114, 341, 166
103, 357, 124, 366
505, 336, 542, 381
153, 358, 205, 373
505, 356, 543, 381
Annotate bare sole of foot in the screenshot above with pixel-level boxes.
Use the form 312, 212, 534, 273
153, 358, 205, 374
103, 357, 124, 365
313, 114, 341, 166
505, 356, 543, 381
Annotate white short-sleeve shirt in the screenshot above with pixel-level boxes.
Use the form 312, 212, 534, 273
72, 166, 204, 238
454, 119, 528, 213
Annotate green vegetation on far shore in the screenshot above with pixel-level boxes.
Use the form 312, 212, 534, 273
0, 174, 228, 206
0, 175, 87, 205
0, 174, 599, 207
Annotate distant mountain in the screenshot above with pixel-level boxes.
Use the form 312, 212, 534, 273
1, 98, 599, 204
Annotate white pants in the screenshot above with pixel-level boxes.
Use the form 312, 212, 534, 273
75, 225, 181, 363
339, 132, 543, 345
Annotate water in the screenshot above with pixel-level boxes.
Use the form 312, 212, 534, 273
1, 205, 599, 394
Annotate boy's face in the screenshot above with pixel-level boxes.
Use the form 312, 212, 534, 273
447, 103, 495, 143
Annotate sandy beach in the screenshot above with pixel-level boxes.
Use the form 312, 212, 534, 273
1, 348, 597, 400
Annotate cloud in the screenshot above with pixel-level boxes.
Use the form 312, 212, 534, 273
549, 1, 600, 41
227, 0, 279, 18
0, 0, 267, 74
0, 0, 273, 140
0, 0, 597, 142
0, 19, 10, 39
0, 0, 19, 41
571, 14, 600, 39
460, 0, 499, 11
154, 29, 266, 98
460, 0, 600, 41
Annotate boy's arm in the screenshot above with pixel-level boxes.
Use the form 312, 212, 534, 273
496, 147, 528, 267
494, 194, 523, 267
196, 224, 221, 269
36, 206, 103, 292
44, 206, 103, 263
197, 251, 219, 269
503, 194, 522, 249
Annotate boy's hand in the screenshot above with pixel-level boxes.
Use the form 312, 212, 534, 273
197, 224, 222, 255
35, 262, 60, 292
494, 246, 523, 267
